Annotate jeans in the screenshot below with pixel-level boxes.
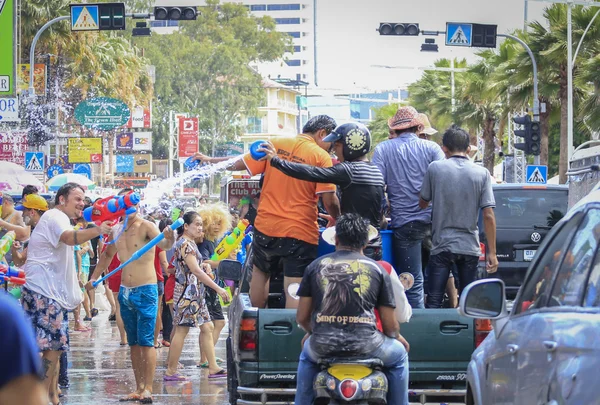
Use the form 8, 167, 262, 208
392, 221, 431, 308
426, 252, 479, 309
295, 336, 409, 405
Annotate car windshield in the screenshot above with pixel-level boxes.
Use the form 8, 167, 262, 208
493, 189, 568, 229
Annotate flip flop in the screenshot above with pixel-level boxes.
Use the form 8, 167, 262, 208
216, 357, 224, 364
154, 342, 162, 349
197, 361, 209, 368
119, 393, 141, 402
208, 369, 227, 379
163, 373, 188, 382
139, 390, 153, 404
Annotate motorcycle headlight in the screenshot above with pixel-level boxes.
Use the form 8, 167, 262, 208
361, 378, 372, 392
326, 377, 336, 391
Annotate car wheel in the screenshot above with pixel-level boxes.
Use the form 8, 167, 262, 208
466, 383, 475, 405
227, 337, 239, 405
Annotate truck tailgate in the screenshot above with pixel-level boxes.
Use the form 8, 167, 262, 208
401, 309, 473, 383
257, 308, 305, 377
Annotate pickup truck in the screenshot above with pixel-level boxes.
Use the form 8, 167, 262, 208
226, 239, 484, 405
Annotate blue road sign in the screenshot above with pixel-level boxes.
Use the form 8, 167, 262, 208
47, 164, 64, 179
526, 165, 548, 184
73, 163, 92, 180
25, 151, 44, 172
70, 4, 99, 31
446, 23, 473, 47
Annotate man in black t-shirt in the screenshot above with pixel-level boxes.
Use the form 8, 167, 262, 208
294, 213, 409, 405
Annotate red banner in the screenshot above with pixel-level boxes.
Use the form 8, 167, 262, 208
178, 117, 199, 158
0, 131, 27, 165
126, 106, 151, 128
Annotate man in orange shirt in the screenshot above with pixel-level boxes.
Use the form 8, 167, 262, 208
217, 115, 341, 308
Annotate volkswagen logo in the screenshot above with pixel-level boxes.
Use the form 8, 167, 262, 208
531, 232, 542, 243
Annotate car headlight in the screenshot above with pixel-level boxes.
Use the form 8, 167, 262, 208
361, 378, 372, 391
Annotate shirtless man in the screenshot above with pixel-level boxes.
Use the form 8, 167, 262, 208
87, 189, 176, 404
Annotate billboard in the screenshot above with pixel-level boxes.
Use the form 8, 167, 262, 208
17, 64, 46, 95
0, 0, 15, 96
215, 141, 244, 158
113, 177, 149, 193
0, 131, 27, 165
126, 106, 151, 128
134, 153, 151, 173
133, 132, 152, 151
68, 138, 102, 163
116, 132, 133, 151
226, 179, 260, 210
116, 154, 134, 173
178, 117, 198, 158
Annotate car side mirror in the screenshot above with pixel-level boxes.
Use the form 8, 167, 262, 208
459, 279, 507, 319
217, 259, 243, 282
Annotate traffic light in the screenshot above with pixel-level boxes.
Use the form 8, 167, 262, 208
133, 22, 151, 37
472, 24, 497, 48
98, 3, 125, 30
154, 6, 197, 21
513, 114, 541, 155
530, 119, 541, 156
378, 23, 420, 36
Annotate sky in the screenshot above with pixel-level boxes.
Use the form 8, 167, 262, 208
314, 0, 547, 92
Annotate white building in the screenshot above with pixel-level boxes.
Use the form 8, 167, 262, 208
152, 0, 316, 85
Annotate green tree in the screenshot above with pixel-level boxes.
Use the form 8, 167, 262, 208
138, 0, 291, 158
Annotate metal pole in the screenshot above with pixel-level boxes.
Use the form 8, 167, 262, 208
451, 58, 456, 112
498, 34, 540, 164
573, 8, 600, 63
567, 3, 574, 168
168, 111, 173, 178
28, 15, 69, 99
524, 0, 529, 30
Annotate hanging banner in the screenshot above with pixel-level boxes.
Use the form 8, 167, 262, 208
178, 117, 198, 158
17, 64, 46, 95
134, 153, 151, 173
126, 106, 151, 128
68, 138, 103, 163
0, 0, 15, 96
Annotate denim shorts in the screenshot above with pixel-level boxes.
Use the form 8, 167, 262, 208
118, 284, 158, 347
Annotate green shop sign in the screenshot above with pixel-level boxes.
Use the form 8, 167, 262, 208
75, 97, 131, 131
0, 0, 15, 96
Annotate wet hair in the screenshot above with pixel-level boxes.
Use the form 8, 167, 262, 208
178, 211, 200, 236
335, 213, 370, 250
22, 185, 38, 198
302, 115, 337, 135
159, 218, 173, 233
55, 182, 85, 206
442, 125, 470, 153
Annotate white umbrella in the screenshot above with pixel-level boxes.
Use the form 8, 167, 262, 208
47, 173, 96, 192
0, 161, 45, 191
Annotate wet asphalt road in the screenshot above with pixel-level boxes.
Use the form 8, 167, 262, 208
62, 311, 229, 404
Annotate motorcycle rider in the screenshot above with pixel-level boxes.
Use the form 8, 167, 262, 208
295, 213, 408, 405
259, 123, 385, 260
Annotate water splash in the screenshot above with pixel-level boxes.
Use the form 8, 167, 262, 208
142, 155, 242, 213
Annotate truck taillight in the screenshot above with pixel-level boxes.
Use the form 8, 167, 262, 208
240, 318, 258, 353
475, 319, 492, 348
479, 243, 486, 262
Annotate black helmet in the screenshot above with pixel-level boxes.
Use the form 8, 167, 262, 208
323, 123, 371, 161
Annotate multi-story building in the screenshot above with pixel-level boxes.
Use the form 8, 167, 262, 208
152, 0, 316, 86
241, 78, 302, 149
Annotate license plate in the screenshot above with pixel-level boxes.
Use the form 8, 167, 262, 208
524, 250, 537, 261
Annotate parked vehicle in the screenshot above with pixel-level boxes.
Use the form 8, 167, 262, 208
478, 184, 568, 298
460, 185, 600, 405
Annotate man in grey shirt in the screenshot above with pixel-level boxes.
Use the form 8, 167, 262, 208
419, 125, 499, 308
373, 106, 445, 308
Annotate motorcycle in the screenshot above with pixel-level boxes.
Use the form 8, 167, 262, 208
313, 358, 388, 404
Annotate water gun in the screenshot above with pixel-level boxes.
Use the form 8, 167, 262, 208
83, 192, 140, 225
211, 219, 250, 261
0, 231, 15, 262
92, 218, 184, 287
0, 264, 25, 286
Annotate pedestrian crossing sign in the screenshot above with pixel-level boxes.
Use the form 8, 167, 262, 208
446, 23, 473, 47
526, 165, 547, 184
25, 151, 45, 172
71, 5, 99, 31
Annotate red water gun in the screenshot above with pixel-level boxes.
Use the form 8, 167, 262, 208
0, 264, 25, 285
83, 192, 140, 225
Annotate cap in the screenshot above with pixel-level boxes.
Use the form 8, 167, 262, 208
16, 194, 48, 212
417, 113, 438, 136
321, 224, 379, 246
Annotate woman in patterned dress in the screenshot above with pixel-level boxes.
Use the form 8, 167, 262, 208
164, 211, 230, 381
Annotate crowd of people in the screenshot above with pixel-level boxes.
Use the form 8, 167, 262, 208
0, 105, 498, 405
